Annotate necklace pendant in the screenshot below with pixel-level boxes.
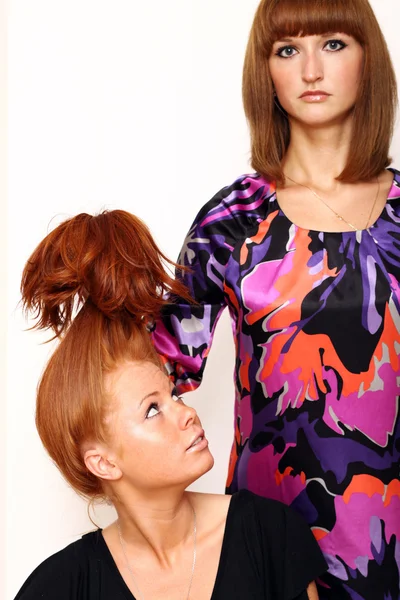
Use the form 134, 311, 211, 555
367, 228, 379, 244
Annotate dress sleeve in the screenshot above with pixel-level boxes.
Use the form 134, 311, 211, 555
280, 504, 327, 600
13, 545, 84, 600
248, 492, 327, 600
152, 177, 254, 393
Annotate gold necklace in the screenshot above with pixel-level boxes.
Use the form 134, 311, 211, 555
284, 174, 381, 231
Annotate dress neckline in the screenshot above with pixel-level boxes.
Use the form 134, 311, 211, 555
273, 168, 397, 235
96, 493, 237, 600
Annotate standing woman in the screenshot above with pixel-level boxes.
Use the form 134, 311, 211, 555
152, 0, 400, 598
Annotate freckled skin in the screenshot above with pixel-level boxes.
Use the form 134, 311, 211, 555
104, 361, 214, 491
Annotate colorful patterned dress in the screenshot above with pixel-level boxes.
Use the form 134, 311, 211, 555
152, 169, 400, 599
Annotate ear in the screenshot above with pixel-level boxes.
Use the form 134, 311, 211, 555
83, 447, 123, 482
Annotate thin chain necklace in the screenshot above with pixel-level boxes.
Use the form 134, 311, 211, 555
117, 504, 197, 600
284, 174, 381, 231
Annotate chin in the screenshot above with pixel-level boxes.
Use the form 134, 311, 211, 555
204, 449, 215, 472
197, 447, 215, 474
186, 449, 215, 486
292, 107, 355, 128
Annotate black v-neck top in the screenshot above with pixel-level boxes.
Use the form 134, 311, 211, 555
15, 491, 327, 600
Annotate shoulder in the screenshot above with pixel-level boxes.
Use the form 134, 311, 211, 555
14, 531, 101, 600
230, 488, 288, 518
388, 166, 400, 180
230, 489, 317, 540
388, 167, 400, 195
188, 491, 232, 530
380, 167, 400, 223
189, 490, 232, 513
199, 490, 295, 545
229, 491, 327, 598
191, 173, 275, 231
228, 489, 299, 539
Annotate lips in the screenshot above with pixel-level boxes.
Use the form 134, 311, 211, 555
189, 436, 204, 448
300, 90, 331, 98
186, 429, 205, 451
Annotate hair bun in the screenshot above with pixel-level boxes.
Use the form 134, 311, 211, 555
21, 210, 191, 336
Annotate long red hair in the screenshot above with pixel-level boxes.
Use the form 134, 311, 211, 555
21, 210, 191, 498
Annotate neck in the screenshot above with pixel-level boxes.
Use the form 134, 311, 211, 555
112, 487, 194, 567
283, 118, 353, 190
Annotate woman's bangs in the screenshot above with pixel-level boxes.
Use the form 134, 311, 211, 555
267, 0, 364, 48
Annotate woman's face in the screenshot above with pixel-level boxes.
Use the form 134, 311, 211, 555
103, 361, 214, 492
268, 33, 364, 127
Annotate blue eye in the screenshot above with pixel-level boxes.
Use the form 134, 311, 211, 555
276, 45, 298, 59
146, 403, 160, 419
325, 39, 347, 52
275, 39, 347, 58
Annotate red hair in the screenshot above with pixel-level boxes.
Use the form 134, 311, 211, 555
243, 0, 397, 184
21, 210, 191, 498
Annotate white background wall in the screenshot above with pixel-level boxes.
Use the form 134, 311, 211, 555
1, 0, 7, 597
4, 1, 400, 598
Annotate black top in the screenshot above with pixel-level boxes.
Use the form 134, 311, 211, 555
15, 490, 327, 600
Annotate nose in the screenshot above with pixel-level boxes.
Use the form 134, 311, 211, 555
302, 50, 323, 83
177, 401, 197, 430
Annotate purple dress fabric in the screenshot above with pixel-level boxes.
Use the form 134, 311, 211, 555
153, 169, 400, 599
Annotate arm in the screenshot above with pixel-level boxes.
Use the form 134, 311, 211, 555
292, 582, 319, 600
152, 176, 259, 393
306, 581, 319, 599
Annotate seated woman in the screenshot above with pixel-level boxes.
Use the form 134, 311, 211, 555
15, 210, 326, 600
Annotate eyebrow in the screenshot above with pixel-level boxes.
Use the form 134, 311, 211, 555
139, 391, 159, 407
138, 381, 175, 407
